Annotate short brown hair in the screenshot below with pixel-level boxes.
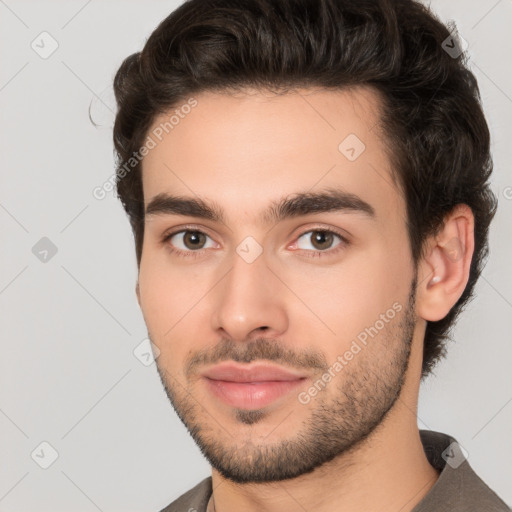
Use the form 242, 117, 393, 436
112, 0, 497, 377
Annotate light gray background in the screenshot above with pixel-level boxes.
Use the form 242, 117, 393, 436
0, 1, 511, 510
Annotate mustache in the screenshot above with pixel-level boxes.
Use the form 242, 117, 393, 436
184, 338, 329, 378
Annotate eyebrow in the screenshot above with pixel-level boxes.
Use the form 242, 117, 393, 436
145, 187, 376, 225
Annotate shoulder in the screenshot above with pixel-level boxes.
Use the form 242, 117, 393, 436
158, 477, 212, 512
415, 430, 511, 511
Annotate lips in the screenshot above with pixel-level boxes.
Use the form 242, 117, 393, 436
202, 362, 307, 382
201, 362, 308, 410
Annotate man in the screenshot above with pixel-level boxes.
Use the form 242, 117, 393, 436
112, 0, 510, 510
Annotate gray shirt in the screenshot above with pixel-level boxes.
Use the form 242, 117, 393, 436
159, 430, 510, 512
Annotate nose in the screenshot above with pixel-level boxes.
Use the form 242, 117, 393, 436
210, 248, 289, 343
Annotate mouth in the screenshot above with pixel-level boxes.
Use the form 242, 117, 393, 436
200, 362, 308, 410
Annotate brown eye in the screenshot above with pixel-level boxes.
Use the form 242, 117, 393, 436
311, 231, 334, 250
296, 230, 342, 252
182, 231, 207, 249
166, 230, 216, 252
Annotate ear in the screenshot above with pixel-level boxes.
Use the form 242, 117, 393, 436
416, 204, 475, 322
136, 281, 141, 307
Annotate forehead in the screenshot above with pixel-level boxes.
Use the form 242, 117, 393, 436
141, 86, 404, 226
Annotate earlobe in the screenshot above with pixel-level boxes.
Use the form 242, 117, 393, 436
416, 204, 475, 322
427, 275, 441, 288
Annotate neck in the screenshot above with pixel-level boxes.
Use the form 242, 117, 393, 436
211, 414, 438, 512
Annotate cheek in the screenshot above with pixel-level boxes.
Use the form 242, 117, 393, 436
137, 258, 179, 342
138, 255, 214, 362
280, 240, 411, 348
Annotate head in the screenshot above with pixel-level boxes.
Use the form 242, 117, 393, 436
112, 0, 496, 483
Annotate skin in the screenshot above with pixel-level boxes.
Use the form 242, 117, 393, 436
136, 86, 474, 512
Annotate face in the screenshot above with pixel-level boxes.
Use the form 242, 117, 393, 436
137, 87, 418, 483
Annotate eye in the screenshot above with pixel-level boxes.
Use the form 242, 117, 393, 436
293, 229, 347, 254
164, 229, 217, 253
162, 226, 349, 260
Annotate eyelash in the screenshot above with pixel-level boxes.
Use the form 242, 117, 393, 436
161, 225, 349, 260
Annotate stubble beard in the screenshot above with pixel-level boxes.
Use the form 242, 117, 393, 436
154, 278, 417, 484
